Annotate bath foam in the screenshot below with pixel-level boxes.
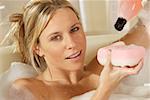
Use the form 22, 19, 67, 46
97, 42, 146, 67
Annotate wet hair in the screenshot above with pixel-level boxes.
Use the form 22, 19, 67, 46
3, 0, 80, 73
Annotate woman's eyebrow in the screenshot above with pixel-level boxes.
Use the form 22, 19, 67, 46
47, 32, 60, 38
70, 22, 81, 28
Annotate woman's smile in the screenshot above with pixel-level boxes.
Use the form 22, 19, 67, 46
65, 50, 82, 61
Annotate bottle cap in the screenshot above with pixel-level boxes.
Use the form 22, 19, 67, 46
114, 17, 127, 31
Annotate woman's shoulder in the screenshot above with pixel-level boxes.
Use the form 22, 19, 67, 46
11, 78, 41, 90
11, 77, 50, 92
12, 78, 33, 87
8, 77, 53, 100
8, 78, 37, 100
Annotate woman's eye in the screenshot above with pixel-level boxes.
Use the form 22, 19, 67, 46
50, 35, 62, 41
70, 27, 79, 33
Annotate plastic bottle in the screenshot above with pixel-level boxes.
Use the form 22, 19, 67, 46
114, 0, 142, 31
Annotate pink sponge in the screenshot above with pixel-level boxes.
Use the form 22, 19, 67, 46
97, 41, 146, 67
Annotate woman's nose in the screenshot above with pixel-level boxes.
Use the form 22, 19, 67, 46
64, 34, 76, 50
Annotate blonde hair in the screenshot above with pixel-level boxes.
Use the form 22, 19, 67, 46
2, 0, 79, 73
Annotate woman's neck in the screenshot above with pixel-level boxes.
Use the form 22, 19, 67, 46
39, 67, 85, 85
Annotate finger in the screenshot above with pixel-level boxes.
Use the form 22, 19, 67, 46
104, 50, 112, 71
129, 59, 144, 75
113, 66, 129, 78
122, 59, 144, 76
113, 59, 144, 78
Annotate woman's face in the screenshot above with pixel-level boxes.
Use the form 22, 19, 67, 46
38, 8, 86, 71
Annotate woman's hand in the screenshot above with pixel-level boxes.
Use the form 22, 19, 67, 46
91, 51, 143, 100
98, 50, 144, 93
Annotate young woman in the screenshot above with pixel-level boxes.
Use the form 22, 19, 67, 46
7, 0, 143, 100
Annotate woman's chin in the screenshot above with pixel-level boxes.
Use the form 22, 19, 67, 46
64, 55, 85, 71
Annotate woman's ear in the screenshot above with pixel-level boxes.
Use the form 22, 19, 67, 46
33, 45, 44, 57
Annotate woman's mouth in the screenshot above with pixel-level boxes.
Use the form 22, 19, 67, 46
66, 50, 82, 60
